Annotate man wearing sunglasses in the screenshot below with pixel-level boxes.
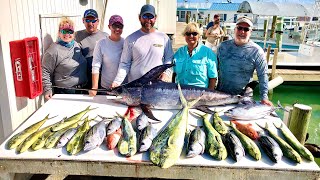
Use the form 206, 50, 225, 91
216, 16, 273, 106
111, 4, 174, 87
75, 9, 108, 91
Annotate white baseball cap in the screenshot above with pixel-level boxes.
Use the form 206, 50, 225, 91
236, 16, 253, 27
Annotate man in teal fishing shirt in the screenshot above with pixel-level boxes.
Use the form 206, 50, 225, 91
217, 16, 273, 106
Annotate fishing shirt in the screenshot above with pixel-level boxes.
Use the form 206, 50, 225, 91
92, 36, 124, 88
113, 29, 174, 84
42, 42, 87, 96
173, 44, 217, 88
216, 40, 269, 100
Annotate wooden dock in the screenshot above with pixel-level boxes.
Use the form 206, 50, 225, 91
266, 69, 320, 81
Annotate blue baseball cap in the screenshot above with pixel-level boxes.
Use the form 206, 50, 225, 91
140, 4, 156, 16
84, 9, 98, 18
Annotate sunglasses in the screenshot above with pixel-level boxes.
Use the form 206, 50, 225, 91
60, 29, 74, 34
185, 32, 198, 36
142, 14, 155, 20
112, 24, 124, 29
236, 26, 251, 32
85, 19, 98, 23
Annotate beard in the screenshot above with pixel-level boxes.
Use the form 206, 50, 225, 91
141, 21, 154, 30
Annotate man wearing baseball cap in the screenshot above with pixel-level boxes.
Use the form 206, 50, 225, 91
206, 14, 220, 30
216, 16, 273, 106
75, 9, 108, 92
111, 4, 174, 88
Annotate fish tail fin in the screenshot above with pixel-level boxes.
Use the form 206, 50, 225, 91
256, 122, 266, 131
272, 122, 281, 129
177, 83, 187, 108
47, 114, 58, 120
177, 83, 201, 109
277, 101, 288, 112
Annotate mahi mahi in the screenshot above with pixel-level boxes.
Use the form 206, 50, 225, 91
149, 84, 201, 168
6, 114, 56, 150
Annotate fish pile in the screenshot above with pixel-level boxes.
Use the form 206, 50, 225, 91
4, 64, 315, 169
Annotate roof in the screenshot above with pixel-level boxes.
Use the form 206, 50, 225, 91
177, 2, 211, 9
209, 3, 240, 11
238, 1, 316, 17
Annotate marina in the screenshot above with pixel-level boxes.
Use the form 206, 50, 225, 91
0, 0, 319, 179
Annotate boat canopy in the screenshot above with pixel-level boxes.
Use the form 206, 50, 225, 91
238, 1, 314, 17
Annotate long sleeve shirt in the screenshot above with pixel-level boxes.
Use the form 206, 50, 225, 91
42, 42, 87, 95
217, 40, 269, 100
173, 44, 217, 88
113, 29, 174, 84
92, 37, 124, 88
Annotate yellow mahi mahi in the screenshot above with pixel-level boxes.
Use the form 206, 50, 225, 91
149, 84, 201, 168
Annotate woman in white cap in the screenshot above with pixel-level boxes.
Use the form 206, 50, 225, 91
42, 17, 87, 101
89, 15, 125, 96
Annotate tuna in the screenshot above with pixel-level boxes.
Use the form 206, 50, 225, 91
223, 132, 245, 162
258, 135, 283, 163
186, 126, 206, 158
224, 101, 286, 121
83, 119, 107, 152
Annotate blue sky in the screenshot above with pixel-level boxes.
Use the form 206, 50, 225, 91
177, 0, 315, 4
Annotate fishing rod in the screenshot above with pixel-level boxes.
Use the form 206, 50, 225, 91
51, 85, 112, 93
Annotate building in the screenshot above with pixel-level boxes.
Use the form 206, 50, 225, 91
177, 0, 244, 26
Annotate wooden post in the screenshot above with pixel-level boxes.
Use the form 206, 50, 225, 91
288, 104, 312, 144
270, 16, 277, 39
268, 48, 278, 100
263, 19, 269, 49
266, 45, 271, 64
275, 17, 284, 52
271, 48, 278, 80
283, 106, 293, 126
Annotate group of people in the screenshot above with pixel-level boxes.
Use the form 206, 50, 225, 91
42, 4, 272, 106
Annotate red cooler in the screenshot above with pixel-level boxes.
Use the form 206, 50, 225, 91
9, 37, 42, 99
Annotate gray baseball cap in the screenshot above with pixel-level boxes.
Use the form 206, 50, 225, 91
140, 4, 156, 16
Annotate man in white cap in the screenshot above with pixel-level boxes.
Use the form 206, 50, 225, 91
75, 9, 108, 91
216, 16, 273, 106
111, 4, 174, 87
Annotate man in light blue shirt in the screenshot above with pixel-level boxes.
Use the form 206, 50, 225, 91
217, 16, 273, 106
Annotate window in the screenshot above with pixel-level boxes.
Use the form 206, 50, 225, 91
181, 11, 185, 18
177, 11, 180, 18
198, 12, 204, 19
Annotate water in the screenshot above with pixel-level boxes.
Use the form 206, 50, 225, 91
254, 84, 320, 165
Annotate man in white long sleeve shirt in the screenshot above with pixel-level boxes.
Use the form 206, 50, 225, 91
111, 4, 174, 87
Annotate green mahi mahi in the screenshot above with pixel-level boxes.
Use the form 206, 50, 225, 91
150, 84, 201, 168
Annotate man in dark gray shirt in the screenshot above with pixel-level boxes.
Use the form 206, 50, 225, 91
75, 9, 108, 90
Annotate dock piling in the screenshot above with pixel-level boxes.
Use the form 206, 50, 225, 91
288, 104, 312, 144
